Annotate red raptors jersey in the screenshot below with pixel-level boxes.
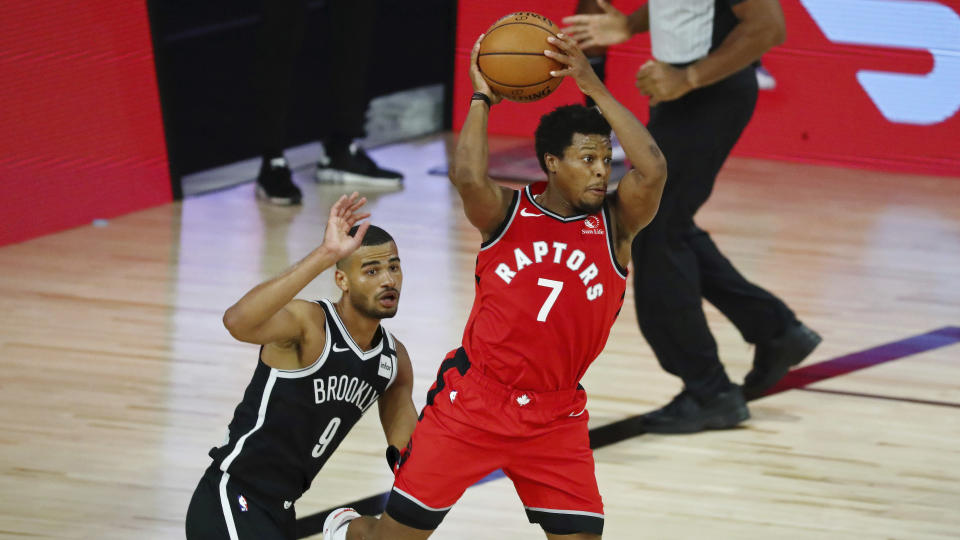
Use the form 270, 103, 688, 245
462, 182, 628, 391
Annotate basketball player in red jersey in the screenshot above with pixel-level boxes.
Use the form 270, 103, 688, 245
324, 33, 667, 540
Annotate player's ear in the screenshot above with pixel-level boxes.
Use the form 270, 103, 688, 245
334, 268, 349, 293
544, 153, 559, 174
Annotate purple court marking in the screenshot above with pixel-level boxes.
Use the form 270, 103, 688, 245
797, 387, 960, 409
296, 325, 960, 538
760, 326, 960, 398
479, 469, 506, 483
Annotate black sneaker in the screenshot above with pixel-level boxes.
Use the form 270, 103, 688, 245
316, 143, 403, 186
640, 386, 750, 434
256, 158, 302, 206
743, 322, 822, 401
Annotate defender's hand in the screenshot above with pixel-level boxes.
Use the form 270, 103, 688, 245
470, 34, 503, 105
561, 0, 632, 49
544, 33, 605, 97
636, 60, 695, 105
322, 192, 370, 260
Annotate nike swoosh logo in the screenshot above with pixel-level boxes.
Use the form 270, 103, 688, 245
331, 344, 349, 353
520, 208, 544, 217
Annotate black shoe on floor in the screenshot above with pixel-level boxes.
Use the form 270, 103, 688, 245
316, 143, 403, 186
256, 158, 302, 206
743, 322, 822, 401
640, 386, 750, 434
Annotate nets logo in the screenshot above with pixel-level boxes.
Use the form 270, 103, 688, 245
801, 0, 960, 125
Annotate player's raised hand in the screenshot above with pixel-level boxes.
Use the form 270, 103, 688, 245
544, 33, 605, 97
322, 192, 371, 259
561, 0, 632, 49
470, 34, 503, 105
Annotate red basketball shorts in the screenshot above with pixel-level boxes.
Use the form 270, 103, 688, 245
385, 348, 604, 535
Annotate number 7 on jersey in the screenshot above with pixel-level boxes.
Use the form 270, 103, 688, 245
536, 278, 564, 322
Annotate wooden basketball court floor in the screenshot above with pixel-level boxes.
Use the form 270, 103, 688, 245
2, 135, 959, 539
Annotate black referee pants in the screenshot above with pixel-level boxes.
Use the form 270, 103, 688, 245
254, 0, 376, 158
631, 66, 797, 400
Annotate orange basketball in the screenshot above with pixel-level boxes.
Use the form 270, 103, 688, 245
478, 12, 563, 103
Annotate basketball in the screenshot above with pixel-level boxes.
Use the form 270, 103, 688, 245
478, 12, 563, 103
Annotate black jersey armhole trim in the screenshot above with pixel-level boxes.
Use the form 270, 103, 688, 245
603, 198, 629, 278
480, 190, 520, 250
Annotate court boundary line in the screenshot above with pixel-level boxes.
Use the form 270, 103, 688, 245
796, 387, 960, 409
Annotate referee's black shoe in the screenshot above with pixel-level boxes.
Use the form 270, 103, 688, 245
743, 322, 822, 401
640, 385, 749, 434
255, 158, 302, 206
316, 143, 403, 186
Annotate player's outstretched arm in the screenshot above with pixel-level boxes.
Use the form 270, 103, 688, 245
222, 193, 371, 346
545, 33, 667, 262
448, 34, 515, 240
378, 341, 418, 455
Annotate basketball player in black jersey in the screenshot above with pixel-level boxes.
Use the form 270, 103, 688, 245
184, 193, 418, 540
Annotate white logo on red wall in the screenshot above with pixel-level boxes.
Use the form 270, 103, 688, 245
581, 216, 603, 236
801, 0, 960, 125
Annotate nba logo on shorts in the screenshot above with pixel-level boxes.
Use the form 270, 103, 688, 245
237, 494, 249, 512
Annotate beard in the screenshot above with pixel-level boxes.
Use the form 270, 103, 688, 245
573, 198, 604, 214
350, 292, 398, 320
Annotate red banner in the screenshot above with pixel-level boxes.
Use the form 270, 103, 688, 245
0, 1, 171, 246
454, 0, 960, 178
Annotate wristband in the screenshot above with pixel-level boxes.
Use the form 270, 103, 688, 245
471, 92, 492, 108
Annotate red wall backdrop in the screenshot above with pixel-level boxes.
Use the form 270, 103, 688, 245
0, 1, 171, 246
454, 0, 960, 178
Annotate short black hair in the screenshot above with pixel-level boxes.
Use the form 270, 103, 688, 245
336, 224, 395, 268
534, 105, 612, 174
350, 224, 393, 246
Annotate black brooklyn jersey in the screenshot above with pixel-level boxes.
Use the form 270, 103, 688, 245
208, 299, 399, 503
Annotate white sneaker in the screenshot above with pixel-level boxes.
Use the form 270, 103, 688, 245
323, 507, 360, 540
